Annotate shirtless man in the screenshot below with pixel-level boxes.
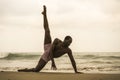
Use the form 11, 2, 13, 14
18, 5, 81, 73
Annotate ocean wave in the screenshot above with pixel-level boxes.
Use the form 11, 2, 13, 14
78, 66, 120, 71
0, 66, 120, 72
0, 52, 120, 60
75, 54, 120, 60
0, 53, 41, 60
0, 53, 9, 58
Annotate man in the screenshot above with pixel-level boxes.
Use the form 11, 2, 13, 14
18, 5, 81, 73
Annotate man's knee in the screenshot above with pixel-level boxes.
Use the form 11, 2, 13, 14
34, 69, 40, 72
33, 68, 40, 72
45, 29, 50, 34
45, 31, 51, 44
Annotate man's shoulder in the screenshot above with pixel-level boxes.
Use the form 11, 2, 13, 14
53, 38, 62, 44
54, 38, 62, 41
65, 48, 72, 53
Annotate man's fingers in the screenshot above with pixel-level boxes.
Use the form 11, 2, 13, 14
75, 72, 83, 74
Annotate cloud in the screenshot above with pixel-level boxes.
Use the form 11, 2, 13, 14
0, 0, 120, 52
0, 0, 41, 15
86, 0, 119, 15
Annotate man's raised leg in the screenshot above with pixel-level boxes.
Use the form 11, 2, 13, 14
42, 5, 52, 45
33, 5, 51, 72
33, 5, 52, 72
18, 6, 50, 72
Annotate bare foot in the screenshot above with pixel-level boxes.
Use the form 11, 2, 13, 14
75, 71, 84, 74
42, 5, 46, 15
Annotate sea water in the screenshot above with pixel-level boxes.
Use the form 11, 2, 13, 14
0, 52, 120, 73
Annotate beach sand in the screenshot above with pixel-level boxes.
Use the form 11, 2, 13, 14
0, 72, 120, 80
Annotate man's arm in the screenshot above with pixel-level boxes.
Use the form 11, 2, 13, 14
50, 44, 57, 70
67, 49, 80, 73
51, 58, 57, 70
50, 38, 59, 70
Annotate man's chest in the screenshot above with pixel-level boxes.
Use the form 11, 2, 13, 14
54, 44, 68, 54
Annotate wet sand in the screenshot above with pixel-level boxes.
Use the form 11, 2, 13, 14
0, 72, 120, 80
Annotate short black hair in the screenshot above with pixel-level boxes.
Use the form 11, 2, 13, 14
65, 36, 72, 40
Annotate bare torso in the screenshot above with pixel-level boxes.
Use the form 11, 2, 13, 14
52, 39, 70, 58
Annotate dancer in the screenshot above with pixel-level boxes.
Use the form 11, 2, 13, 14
18, 5, 81, 73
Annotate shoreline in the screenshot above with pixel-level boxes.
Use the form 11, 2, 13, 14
0, 72, 120, 80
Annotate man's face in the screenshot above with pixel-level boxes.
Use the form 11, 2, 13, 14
64, 38, 72, 47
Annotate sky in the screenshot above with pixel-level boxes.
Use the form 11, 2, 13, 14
0, 0, 120, 52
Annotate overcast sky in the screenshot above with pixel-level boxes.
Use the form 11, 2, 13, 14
0, 0, 120, 52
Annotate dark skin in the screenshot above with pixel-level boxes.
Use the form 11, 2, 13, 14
42, 6, 81, 73
18, 5, 82, 73
51, 38, 78, 73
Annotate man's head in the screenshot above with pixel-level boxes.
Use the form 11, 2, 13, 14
63, 36, 72, 47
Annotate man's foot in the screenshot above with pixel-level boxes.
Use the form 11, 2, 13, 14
42, 5, 46, 15
18, 68, 27, 72
18, 68, 34, 72
75, 71, 84, 74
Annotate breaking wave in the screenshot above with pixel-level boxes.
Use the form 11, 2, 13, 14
0, 53, 41, 60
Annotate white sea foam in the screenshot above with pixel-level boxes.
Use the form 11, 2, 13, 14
0, 52, 120, 73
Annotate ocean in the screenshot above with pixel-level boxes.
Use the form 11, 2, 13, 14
0, 52, 120, 73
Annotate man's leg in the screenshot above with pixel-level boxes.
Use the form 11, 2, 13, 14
18, 6, 51, 72
18, 58, 47, 72
42, 5, 52, 45
33, 58, 47, 72
33, 5, 51, 72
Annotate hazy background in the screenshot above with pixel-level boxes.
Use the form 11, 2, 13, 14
0, 0, 120, 52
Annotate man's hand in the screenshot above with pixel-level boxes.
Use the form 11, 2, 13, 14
42, 5, 46, 15
51, 64, 57, 70
75, 71, 83, 74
